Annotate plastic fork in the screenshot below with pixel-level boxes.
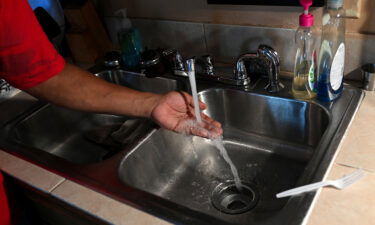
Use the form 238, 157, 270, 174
276, 169, 365, 198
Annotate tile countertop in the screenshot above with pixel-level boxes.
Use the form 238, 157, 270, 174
307, 91, 375, 225
1, 92, 375, 225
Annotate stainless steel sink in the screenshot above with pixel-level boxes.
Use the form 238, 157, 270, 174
0, 68, 364, 225
4, 70, 185, 164
119, 88, 329, 224
11, 105, 127, 164
96, 69, 186, 94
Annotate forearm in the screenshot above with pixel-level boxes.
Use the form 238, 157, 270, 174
26, 63, 162, 118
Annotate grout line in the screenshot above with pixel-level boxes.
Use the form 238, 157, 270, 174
49, 178, 66, 193
336, 163, 375, 173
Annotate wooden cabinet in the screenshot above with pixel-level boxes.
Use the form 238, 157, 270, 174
64, 0, 112, 63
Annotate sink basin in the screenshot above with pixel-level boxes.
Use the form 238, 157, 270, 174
5, 70, 185, 164
119, 88, 330, 224
11, 105, 127, 164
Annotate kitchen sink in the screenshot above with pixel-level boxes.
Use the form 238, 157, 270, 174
3, 70, 185, 164
119, 88, 329, 224
0, 68, 364, 225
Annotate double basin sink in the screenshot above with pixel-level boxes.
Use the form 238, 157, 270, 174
0, 69, 363, 225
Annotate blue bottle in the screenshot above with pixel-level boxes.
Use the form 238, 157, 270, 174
115, 9, 143, 69
118, 28, 143, 69
317, 0, 346, 102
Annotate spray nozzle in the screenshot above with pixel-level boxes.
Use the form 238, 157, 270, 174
300, 0, 313, 14
299, 0, 314, 27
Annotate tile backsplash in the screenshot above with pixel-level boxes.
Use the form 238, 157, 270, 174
131, 19, 206, 58
105, 17, 375, 80
203, 23, 295, 72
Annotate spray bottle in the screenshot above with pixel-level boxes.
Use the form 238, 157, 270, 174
292, 0, 318, 100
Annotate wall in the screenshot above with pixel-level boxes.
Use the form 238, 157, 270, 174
97, 0, 375, 78
98, 0, 375, 33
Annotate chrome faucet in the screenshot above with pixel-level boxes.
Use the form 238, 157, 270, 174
166, 45, 283, 91
234, 53, 258, 82
0, 79, 11, 94
258, 45, 284, 93
0, 79, 20, 104
235, 45, 283, 92
197, 55, 214, 76
162, 49, 188, 77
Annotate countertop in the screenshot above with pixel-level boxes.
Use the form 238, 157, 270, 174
1, 91, 374, 225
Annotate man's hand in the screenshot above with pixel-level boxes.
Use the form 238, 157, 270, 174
151, 91, 223, 138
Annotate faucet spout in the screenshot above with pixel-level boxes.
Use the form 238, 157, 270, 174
257, 45, 284, 93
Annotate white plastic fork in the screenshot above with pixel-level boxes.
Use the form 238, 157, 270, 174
276, 169, 365, 198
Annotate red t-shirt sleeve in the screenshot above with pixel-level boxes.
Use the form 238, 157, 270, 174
0, 0, 65, 90
0, 173, 10, 225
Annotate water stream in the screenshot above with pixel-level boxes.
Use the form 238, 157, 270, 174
187, 69, 243, 192
187, 68, 202, 123
212, 137, 243, 192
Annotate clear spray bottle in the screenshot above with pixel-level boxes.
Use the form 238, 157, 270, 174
292, 0, 318, 100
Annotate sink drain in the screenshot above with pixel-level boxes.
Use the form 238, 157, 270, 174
211, 181, 259, 214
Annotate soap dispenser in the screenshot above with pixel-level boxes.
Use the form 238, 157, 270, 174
292, 0, 317, 100
105, 8, 132, 46
116, 9, 143, 69
317, 0, 346, 102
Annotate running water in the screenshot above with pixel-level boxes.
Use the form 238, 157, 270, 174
187, 63, 202, 123
186, 58, 242, 192
212, 137, 243, 192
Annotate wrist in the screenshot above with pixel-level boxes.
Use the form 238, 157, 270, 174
143, 93, 163, 118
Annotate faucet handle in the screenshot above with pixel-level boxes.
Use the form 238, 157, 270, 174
166, 50, 188, 76
196, 54, 214, 76
174, 50, 185, 71
0, 79, 11, 94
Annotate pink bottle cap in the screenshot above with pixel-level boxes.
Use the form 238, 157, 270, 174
299, 0, 314, 27
300, 14, 314, 27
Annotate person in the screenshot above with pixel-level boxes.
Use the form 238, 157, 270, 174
0, 0, 223, 224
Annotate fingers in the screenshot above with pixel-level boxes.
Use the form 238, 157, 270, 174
199, 101, 207, 110
201, 113, 222, 128
190, 115, 223, 139
202, 122, 223, 139
189, 125, 210, 138
190, 121, 222, 139
174, 91, 222, 138
201, 113, 223, 138
186, 105, 222, 132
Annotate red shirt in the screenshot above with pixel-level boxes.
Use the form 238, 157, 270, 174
0, 0, 65, 89
0, 174, 9, 225
0, 0, 65, 224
